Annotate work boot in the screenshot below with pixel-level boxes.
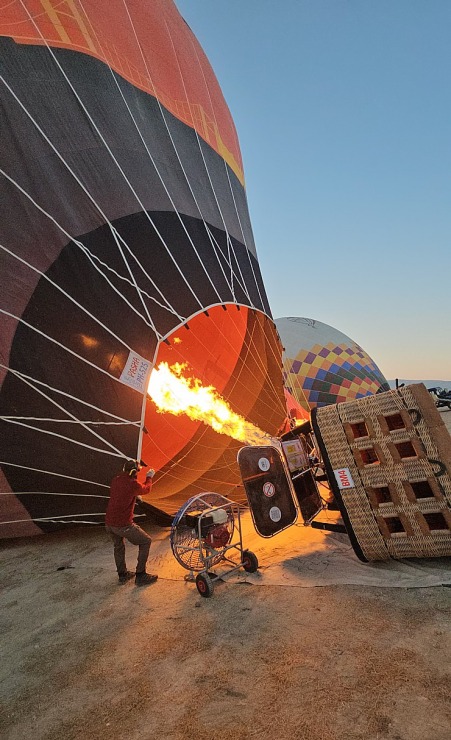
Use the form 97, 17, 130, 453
118, 570, 134, 584
135, 572, 158, 587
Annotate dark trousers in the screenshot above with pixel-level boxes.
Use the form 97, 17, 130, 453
105, 523, 152, 574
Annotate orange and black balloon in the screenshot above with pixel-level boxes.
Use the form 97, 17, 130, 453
0, 0, 286, 537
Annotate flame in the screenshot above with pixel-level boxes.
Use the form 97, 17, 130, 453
147, 362, 276, 446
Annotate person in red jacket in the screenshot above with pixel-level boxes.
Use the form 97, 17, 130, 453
105, 459, 158, 586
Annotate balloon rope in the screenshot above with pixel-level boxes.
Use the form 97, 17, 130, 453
1, 418, 125, 458
118, 0, 261, 309
0, 514, 108, 526
2, 418, 138, 426
0, 106, 178, 331
163, 16, 238, 305
119, 3, 281, 393
0, 364, 140, 425
189, 36, 266, 310
17, 0, 205, 317
0, 461, 109, 487
0, 166, 159, 330
0, 243, 139, 353
113, 0, 246, 305
0, 492, 108, 498
0, 362, 131, 458
0, 308, 137, 389
100, 70, 227, 304
1, 366, 127, 456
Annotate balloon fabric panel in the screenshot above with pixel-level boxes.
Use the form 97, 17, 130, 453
0, 1, 285, 537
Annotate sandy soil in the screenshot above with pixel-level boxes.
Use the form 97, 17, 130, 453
1, 410, 450, 740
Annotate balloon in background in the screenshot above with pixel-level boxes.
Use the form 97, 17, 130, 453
276, 317, 390, 414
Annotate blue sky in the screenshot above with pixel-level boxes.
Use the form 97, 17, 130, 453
175, 0, 451, 381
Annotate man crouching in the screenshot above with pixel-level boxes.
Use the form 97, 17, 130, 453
105, 459, 158, 586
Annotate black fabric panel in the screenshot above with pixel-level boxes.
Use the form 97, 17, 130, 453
0, 210, 273, 531
1, 35, 275, 534
37, 210, 267, 341
0, 38, 257, 261
3, 466, 111, 526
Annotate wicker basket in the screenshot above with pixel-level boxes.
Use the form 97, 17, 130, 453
312, 384, 451, 561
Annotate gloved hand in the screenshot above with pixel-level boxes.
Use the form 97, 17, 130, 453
146, 468, 155, 480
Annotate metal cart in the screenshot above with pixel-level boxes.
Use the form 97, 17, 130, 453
170, 492, 258, 597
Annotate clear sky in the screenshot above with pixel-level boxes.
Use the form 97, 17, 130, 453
176, 0, 451, 380
175, 0, 450, 382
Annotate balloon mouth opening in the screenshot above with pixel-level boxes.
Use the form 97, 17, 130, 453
140, 305, 286, 479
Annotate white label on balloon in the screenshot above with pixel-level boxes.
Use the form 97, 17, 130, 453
120, 351, 151, 394
269, 506, 282, 522
258, 457, 270, 471
263, 481, 275, 497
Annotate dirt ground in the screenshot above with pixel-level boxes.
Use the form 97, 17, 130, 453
1, 529, 450, 740
1, 409, 450, 740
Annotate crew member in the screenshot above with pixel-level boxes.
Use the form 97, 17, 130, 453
105, 459, 158, 586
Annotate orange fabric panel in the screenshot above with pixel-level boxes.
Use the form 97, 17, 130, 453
138, 308, 287, 512
141, 306, 249, 472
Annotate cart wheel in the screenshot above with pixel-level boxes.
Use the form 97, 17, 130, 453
196, 572, 214, 597
242, 550, 258, 573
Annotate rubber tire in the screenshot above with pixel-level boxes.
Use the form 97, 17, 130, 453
196, 572, 214, 598
242, 550, 258, 573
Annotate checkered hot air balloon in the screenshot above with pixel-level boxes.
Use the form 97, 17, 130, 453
276, 317, 390, 414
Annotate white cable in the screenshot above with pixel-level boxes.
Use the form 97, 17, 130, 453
72, 243, 183, 319
0, 513, 106, 525
117, 0, 252, 302
191, 36, 265, 308
162, 19, 286, 391
202, 221, 253, 300
17, 0, 205, 313
0, 242, 140, 352
2, 417, 138, 426
0, 167, 157, 330
0, 460, 109, 487
0, 491, 108, 498
0, 86, 178, 331
0, 366, 130, 456
0, 378, 125, 457
164, 16, 238, 304
1, 74, 161, 332
98, 65, 225, 304
0, 364, 140, 425
117, 0, 229, 297
1, 417, 125, 457
224, 166, 265, 307
0, 308, 137, 390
